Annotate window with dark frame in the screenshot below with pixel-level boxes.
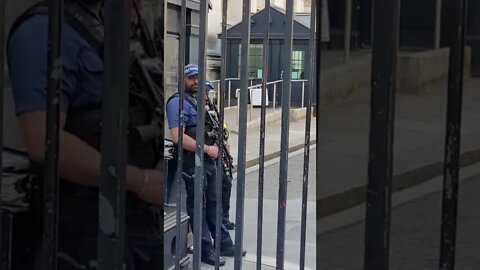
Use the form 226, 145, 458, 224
292, 50, 305, 79
238, 43, 264, 79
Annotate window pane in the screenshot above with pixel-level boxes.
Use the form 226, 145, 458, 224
238, 44, 265, 79
249, 44, 263, 78
291, 50, 305, 80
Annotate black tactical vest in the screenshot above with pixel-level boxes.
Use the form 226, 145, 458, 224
166, 92, 216, 168
8, 1, 160, 209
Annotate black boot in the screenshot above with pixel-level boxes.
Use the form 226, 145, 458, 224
220, 246, 247, 257
202, 252, 226, 266
223, 220, 235, 230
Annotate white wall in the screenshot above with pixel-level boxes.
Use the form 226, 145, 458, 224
224, 0, 312, 27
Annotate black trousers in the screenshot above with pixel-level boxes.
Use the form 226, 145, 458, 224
182, 160, 234, 255
166, 157, 233, 223
221, 171, 233, 222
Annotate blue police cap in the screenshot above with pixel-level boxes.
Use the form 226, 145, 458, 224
184, 64, 199, 77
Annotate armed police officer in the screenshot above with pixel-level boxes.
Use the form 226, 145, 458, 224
7, 0, 164, 269
166, 64, 246, 266
204, 81, 235, 230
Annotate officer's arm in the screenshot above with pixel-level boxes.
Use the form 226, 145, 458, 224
167, 98, 213, 155
7, 17, 161, 205
18, 111, 145, 192
169, 127, 212, 155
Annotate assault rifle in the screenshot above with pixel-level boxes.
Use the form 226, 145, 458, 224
128, 1, 164, 146
205, 99, 234, 179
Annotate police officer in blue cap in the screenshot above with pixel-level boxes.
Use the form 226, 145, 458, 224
166, 64, 246, 266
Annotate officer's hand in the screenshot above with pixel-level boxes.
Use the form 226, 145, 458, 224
206, 145, 219, 159
137, 169, 164, 207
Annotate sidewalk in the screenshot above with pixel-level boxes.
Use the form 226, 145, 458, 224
316, 77, 480, 217
225, 77, 480, 220
318, 168, 480, 269
192, 148, 317, 270
224, 106, 316, 170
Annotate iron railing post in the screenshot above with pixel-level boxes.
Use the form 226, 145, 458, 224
249, 88, 253, 121
301, 81, 305, 108
363, 0, 400, 269
299, 1, 318, 269
0, 0, 5, 261
42, 0, 64, 269
193, 0, 209, 268
435, 0, 442, 49
98, 0, 130, 269
256, 0, 271, 268
316, 0, 322, 178
276, 0, 294, 269
273, 84, 276, 110
214, 0, 229, 268
439, 0, 467, 269
228, 80, 232, 107
174, 0, 187, 268
344, 0, 352, 63
234, 0, 251, 268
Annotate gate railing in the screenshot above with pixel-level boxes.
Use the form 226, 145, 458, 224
1, 0, 470, 269
170, 0, 315, 269
0, 0, 6, 264
1, 1, 163, 269
210, 78, 310, 109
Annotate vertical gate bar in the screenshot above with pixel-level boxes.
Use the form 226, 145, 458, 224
256, 0, 271, 268
435, 0, 442, 49
370, 1, 375, 46
439, 0, 467, 269
276, 0, 294, 268
363, 0, 400, 269
42, 0, 64, 269
315, 0, 322, 240
344, 0, 352, 63
0, 0, 5, 261
214, 0, 229, 268
193, 0, 209, 268
299, 1, 317, 269
175, 0, 187, 268
98, 0, 130, 269
234, 0, 251, 268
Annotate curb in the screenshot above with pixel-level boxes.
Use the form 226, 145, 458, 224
229, 108, 313, 134
317, 148, 480, 219
229, 110, 282, 134
232, 139, 317, 174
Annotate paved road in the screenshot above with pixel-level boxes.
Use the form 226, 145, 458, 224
318, 172, 480, 270
196, 148, 317, 269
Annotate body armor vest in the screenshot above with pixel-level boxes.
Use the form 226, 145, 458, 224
167, 92, 216, 168
9, 1, 160, 210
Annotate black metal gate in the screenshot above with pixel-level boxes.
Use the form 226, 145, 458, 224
363, 0, 467, 269
1, 0, 316, 268
0, 0, 472, 269
166, 0, 316, 268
